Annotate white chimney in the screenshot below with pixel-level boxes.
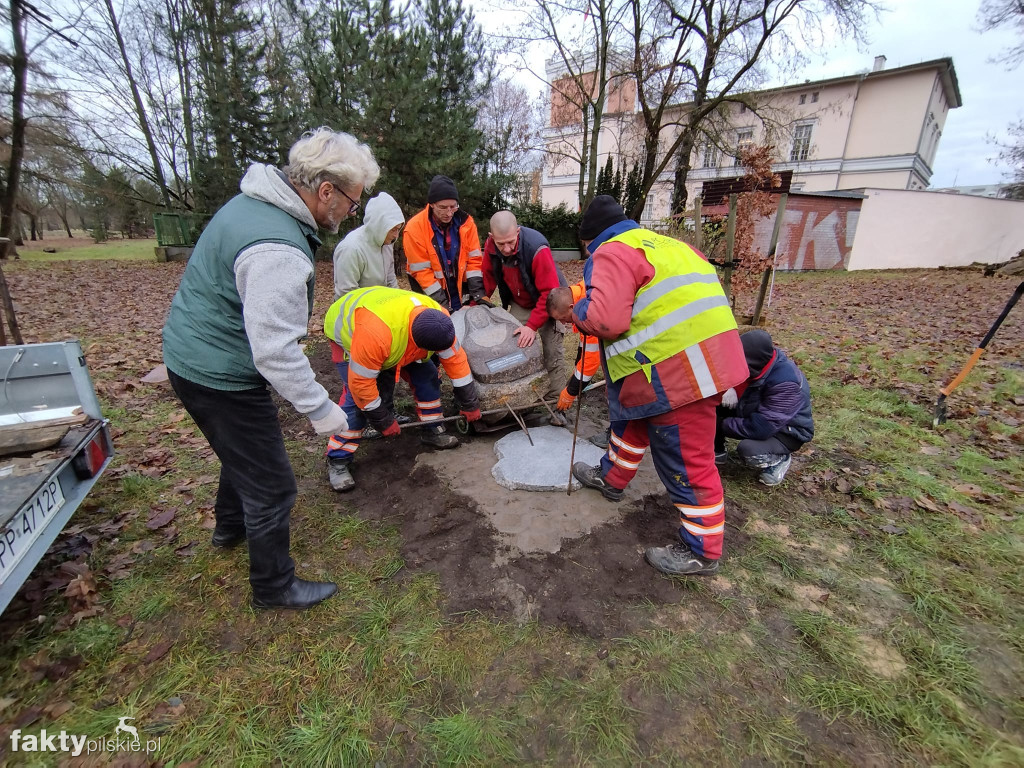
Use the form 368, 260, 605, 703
872, 55, 887, 72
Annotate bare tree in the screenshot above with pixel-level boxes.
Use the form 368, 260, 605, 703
978, 0, 1024, 68
503, 0, 633, 208
477, 76, 545, 202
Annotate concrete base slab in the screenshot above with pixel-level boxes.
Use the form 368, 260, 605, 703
415, 425, 665, 556
492, 425, 604, 492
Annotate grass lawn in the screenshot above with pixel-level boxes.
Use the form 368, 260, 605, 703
10, 234, 157, 262
0, 260, 1021, 765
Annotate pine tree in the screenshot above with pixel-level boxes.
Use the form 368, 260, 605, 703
596, 156, 614, 197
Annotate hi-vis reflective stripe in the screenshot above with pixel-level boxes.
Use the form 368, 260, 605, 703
349, 360, 380, 379
337, 286, 383, 342
340, 442, 360, 452
608, 448, 641, 470
365, 397, 382, 410
631, 272, 723, 316
604, 295, 731, 359
610, 432, 646, 456
451, 374, 473, 387
417, 399, 442, 409
338, 430, 362, 439
419, 412, 443, 421
465, 269, 483, 278
585, 342, 600, 352
468, 249, 482, 258
675, 500, 725, 518
681, 520, 725, 536
438, 347, 456, 359
684, 344, 718, 398
408, 261, 431, 271
433, 271, 444, 278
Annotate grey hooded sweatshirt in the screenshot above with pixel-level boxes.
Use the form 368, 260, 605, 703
234, 165, 340, 427
333, 192, 405, 299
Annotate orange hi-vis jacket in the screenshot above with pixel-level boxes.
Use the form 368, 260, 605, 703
403, 206, 483, 305
324, 287, 475, 412
566, 280, 601, 396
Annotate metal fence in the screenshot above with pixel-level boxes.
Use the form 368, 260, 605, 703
153, 212, 210, 247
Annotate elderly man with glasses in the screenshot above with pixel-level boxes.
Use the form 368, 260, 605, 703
163, 128, 380, 611
403, 175, 485, 313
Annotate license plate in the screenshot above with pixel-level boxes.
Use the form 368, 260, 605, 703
0, 477, 66, 586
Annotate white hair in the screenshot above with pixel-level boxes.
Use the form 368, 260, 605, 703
283, 127, 380, 192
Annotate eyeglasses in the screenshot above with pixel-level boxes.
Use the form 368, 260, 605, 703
331, 183, 361, 215
432, 203, 459, 214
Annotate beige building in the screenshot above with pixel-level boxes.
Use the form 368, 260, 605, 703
541, 56, 963, 224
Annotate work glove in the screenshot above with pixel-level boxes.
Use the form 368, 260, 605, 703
465, 276, 484, 301
310, 403, 349, 436
380, 420, 401, 437
460, 408, 482, 422
428, 290, 450, 311
721, 387, 738, 409
557, 389, 576, 411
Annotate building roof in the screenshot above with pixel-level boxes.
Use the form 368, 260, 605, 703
666, 57, 963, 113
748, 57, 963, 109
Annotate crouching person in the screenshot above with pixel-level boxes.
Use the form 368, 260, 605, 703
323, 286, 482, 491
716, 330, 814, 486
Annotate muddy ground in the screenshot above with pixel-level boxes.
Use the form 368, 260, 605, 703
291, 341, 760, 639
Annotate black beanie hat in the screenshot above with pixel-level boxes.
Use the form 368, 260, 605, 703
411, 309, 456, 351
740, 330, 775, 376
578, 195, 627, 240
427, 175, 459, 204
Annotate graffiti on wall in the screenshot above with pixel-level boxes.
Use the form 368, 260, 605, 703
752, 197, 862, 270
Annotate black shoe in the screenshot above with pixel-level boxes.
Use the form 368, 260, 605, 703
396, 414, 414, 425
251, 578, 338, 610
714, 451, 729, 467
644, 543, 719, 576
588, 428, 610, 450
211, 528, 245, 549
571, 462, 624, 501
327, 459, 355, 492
420, 425, 459, 449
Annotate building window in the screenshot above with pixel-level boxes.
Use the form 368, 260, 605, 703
646, 194, 655, 215
740, 103, 747, 113
799, 94, 806, 105
702, 143, 719, 168
790, 124, 813, 162
733, 130, 753, 166
811, 91, 819, 103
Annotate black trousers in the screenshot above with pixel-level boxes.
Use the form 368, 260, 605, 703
715, 409, 802, 458
168, 369, 296, 596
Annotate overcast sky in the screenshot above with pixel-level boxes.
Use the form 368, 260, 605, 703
792, 0, 1023, 187
475, 0, 1023, 188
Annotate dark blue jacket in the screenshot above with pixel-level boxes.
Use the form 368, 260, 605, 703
721, 348, 814, 444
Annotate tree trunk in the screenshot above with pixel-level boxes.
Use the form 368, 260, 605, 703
1, 0, 29, 262
103, 0, 173, 209
671, 129, 697, 215
166, 0, 198, 203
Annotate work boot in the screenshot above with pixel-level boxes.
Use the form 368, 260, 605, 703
714, 451, 729, 466
588, 427, 611, 449
251, 578, 338, 610
644, 543, 720, 576
211, 527, 245, 549
742, 452, 788, 470
420, 425, 459, 449
327, 459, 355, 492
758, 455, 792, 487
572, 462, 624, 501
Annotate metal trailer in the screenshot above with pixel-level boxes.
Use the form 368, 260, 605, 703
0, 341, 114, 615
